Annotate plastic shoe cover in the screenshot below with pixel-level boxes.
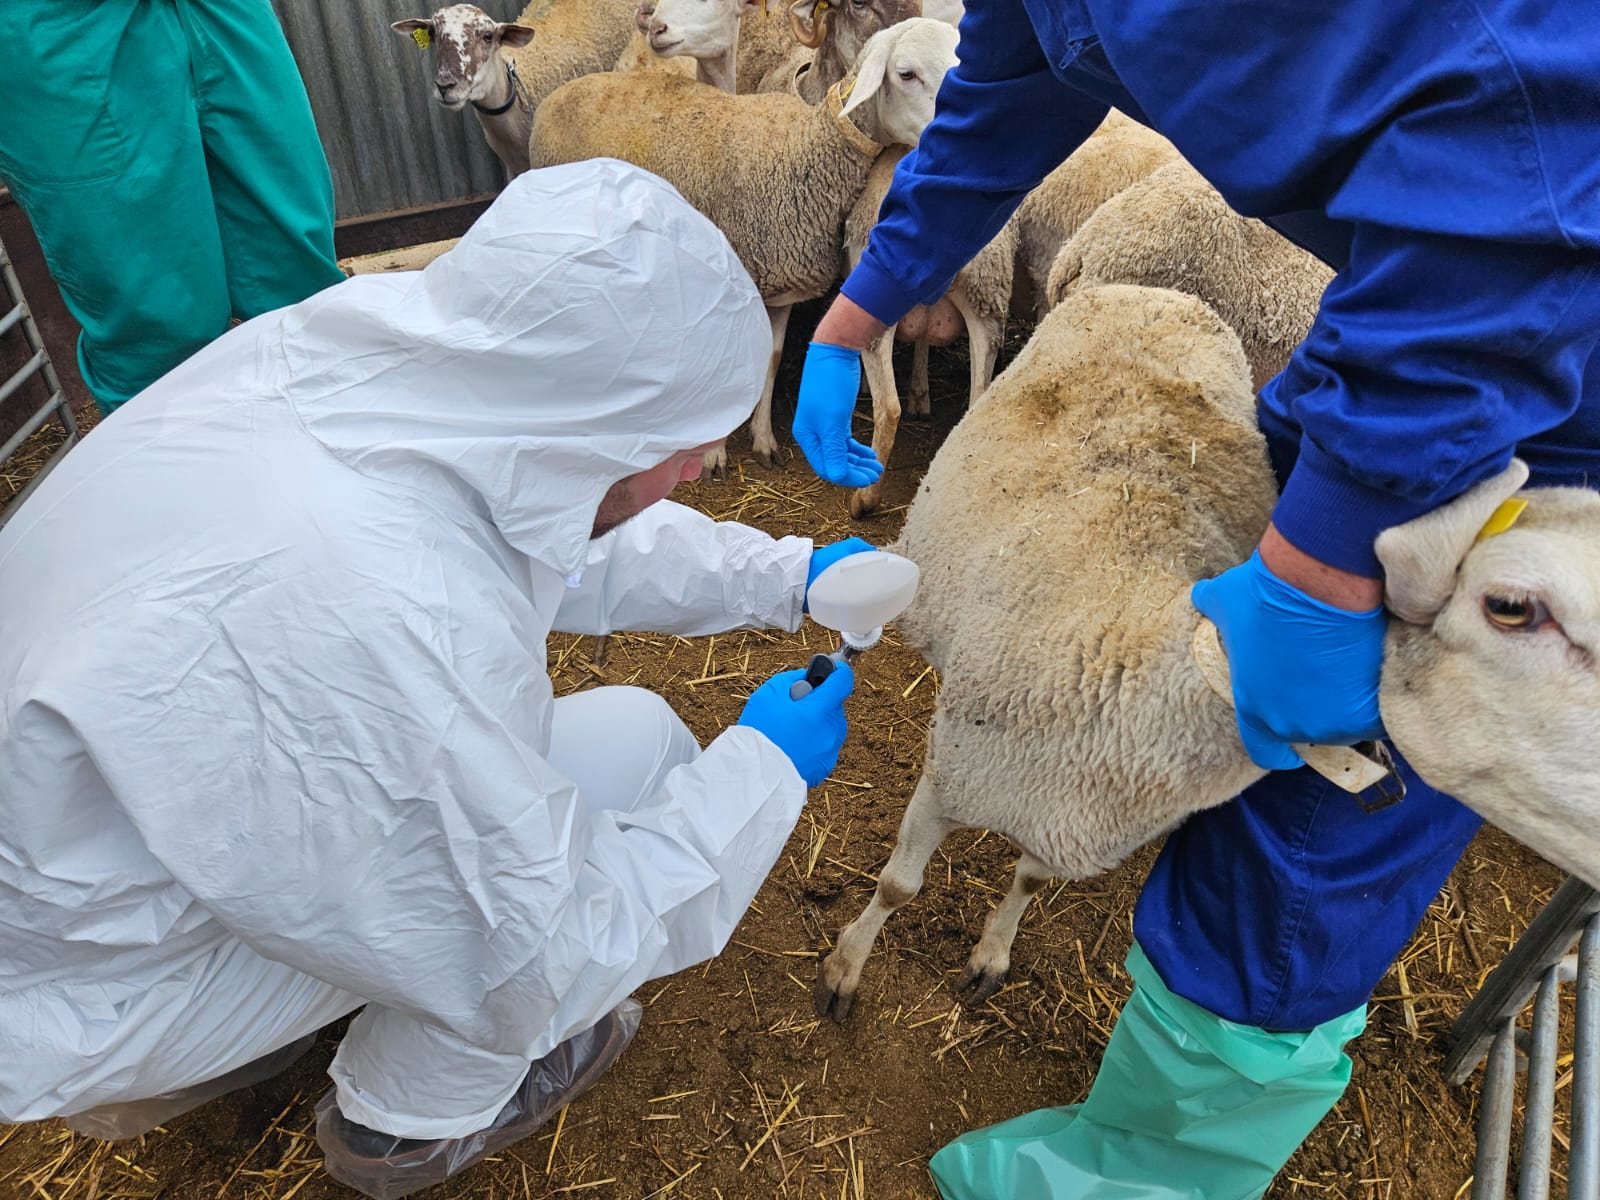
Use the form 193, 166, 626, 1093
929, 944, 1366, 1200
63, 1032, 318, 1140
315, 999, 642, 1200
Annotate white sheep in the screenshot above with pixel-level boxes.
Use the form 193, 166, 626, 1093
1046, 159, 1334, 390
758, 0, 924, 103
529, 18, 961, 474
842, 149, 1016, 518
1011, 109, 1180, 320
633, 0, 763, 92
814, 283, 1600, 1021
392, 1, 638, 176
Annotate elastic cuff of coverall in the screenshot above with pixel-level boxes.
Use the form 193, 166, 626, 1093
333, 1072, 521, 1142
1270, 442, 1440, 579
840, 257, 920, 329
1126, 940, 1368, 1063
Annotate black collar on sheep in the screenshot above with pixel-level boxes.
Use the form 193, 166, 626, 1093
473, 60, 525, 116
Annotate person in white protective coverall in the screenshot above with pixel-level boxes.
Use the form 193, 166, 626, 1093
0, 159, 874, 1198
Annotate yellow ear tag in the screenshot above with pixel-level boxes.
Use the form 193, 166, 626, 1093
837, 75, 854, 102
1475, 496, 1529, 543
412, 26, 432, 48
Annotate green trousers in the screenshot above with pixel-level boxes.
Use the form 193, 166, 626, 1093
0, 0, 344, 413
930, 943, 1367, 1200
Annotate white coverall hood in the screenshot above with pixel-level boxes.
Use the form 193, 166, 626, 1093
0, 159, 812, 1139
286, 158, 769, 577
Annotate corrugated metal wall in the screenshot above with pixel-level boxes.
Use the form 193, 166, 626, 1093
271, 0, 522, 220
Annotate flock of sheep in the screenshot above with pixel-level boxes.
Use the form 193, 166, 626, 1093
393, 0, 1600, 1019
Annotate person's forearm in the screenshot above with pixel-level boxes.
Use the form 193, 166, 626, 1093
1258, 523, 1382, 611
813, 295, 888, 353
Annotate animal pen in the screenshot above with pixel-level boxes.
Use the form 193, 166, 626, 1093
1, 4, 1597, 1197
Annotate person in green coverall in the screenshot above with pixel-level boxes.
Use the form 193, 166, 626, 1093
0, 0, 345, 415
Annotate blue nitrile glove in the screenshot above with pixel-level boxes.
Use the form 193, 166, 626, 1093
794, 343, 884, 487
737, 659, 855, 787
805, 537, 876, 611
1190, 550, 1387, 771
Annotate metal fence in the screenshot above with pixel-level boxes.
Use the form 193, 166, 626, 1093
1447, 876, 1600, 1198
270, 0, 520, 221
0, 233, 79, 527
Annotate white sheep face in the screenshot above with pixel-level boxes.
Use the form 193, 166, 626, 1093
1381, 486, 1600, 887
645, 0, 748, 59
392, 5, 535, 111
841, 18, 960, 149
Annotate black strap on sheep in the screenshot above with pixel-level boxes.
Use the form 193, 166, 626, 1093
473, 61, 524, 116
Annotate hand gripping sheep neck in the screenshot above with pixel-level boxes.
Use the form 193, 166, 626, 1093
791, 551, 921, 698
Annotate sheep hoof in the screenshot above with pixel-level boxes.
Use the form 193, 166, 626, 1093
848, 487, 879, 519
702, 447, 729, 480
814, 957, 858, 1023
754, 446, 777, 470
953, 960, 1008, 1006
908, 391, 931, 417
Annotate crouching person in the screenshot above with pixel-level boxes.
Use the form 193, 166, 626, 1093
0, 160, 871, 1199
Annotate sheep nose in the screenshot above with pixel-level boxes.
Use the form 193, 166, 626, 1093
650, 19, 669, 35
435, 80, 453, 98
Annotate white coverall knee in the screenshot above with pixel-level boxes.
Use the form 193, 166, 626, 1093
56, 687, 703, 1139
328, 686, 705, 1138
0, 162, 812, 1142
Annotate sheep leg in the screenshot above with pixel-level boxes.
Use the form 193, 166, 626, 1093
751, 303, 789, 470
848, 331, 899, 519
954, 851, 1052, 1006
950, 291, 1001, 409
815, 776, 954, 1022
908, 338, 932, 416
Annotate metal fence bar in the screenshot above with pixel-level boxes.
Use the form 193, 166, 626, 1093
1572, 916, 1600, 1198
0, 232, 78, 526
1472, 1018, 1518, 1200
1517, 968, 1561, 1200
1448, 877, 1600, 1085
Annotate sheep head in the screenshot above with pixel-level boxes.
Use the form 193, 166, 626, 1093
792, 0, 923, 88
646, 0, 757, 60
837, 17, 957, 150
392, 5, 535, 111
1377, 460, 1600, 887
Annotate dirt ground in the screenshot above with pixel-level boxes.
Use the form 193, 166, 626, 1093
0, 304, 1578, 1200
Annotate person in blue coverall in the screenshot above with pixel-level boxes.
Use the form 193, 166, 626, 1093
791, 2, 1600, 1195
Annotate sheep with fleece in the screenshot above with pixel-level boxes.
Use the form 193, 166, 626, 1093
392, 0, 638, 176
758, 0, 923, 102
1046, 159, 1334, 390
1010, 108, 1180, 320
529, 18, 961, 473
814, 283, 1600, 1021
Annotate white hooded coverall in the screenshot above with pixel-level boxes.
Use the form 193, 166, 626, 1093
0, 161, 813, 1139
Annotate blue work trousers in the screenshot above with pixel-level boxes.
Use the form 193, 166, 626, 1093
1135, 239, 1600, 1032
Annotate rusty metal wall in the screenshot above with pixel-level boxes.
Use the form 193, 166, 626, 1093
270, 0, 520, 220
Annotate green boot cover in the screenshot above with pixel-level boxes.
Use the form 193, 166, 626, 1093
928, 941, 1366, 1200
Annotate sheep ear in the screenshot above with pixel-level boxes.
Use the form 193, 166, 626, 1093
391, 18, 432, 33
841, 33, 892, 116
1376, 459, 1531, 623
498, 22, 536, 47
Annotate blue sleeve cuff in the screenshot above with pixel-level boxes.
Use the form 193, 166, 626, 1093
840, 253, 925, 328
1270, 440, 1447, 577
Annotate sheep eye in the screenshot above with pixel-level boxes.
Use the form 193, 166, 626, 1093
482, 30, 496, 41
897, 68, 917, 81
1484, 593, 1544, 629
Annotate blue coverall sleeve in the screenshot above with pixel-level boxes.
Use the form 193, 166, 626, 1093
1074, 0, 1600, 575
1269, 227, 1600, 576
841, 0, 1108, 324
